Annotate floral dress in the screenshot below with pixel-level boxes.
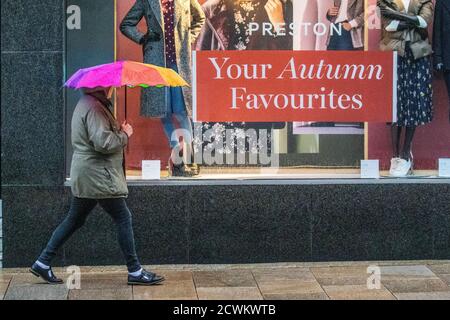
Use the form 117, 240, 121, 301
231, 1, 261, 50
396, 45, 433, 126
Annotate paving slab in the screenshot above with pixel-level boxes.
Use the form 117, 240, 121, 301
0, 274, 13, 282
379, 265, 436, 279
394, 291, 450, 300
263, 292, 329, 300
323, 285, 396, 300
257, 280, 324, 296
311, 266, 372, 286
133, 280, 197, 300
193, 270, 257, 288
252, 268, 316, 282
382, 278, 450, 293
68, 288, 132, 300
311, 266, 370, 278
3, 284, 68, 300
427, 264, 450, 275
197, 287, 263, 300
3, 272, 69, 300
77, 274, 129, 290
152, 271, 193, 282
0, 280, 11, 300
314, 276, 370, 286
436, 274, 450, 286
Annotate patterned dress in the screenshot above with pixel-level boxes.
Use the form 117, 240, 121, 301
231, 0, 261, 50
161, 0, 176, 66
160, 0, 187, 116
396, 44, 433, 127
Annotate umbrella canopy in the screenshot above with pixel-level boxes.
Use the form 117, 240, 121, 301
65, 60, 188, 89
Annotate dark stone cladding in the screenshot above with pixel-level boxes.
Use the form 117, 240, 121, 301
2, 182, 449, 268
1, 0, 65, 186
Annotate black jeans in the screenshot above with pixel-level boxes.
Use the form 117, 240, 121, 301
38, 197, 141, 273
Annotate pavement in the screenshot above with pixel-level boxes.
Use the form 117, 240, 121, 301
1, 261, 450, 300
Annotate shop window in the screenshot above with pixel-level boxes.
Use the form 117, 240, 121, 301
64, 0, 450, 180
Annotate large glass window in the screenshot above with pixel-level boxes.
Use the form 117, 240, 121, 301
65, 0, 450, 180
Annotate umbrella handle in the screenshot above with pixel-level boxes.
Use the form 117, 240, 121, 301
125, 86, 128, 121
125, 86, 130, 154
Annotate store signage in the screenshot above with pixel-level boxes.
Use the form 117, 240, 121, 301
193, 51, 397, 123
360, 160, 380, 179
142, 161, 161, 180
438, 159, 450, 177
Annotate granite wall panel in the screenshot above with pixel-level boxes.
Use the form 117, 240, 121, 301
2, 184, 449, 268
1, 0, 63, 52
1, 52, 65, 185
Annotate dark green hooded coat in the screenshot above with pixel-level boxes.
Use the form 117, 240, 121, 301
70, 93, 128, 199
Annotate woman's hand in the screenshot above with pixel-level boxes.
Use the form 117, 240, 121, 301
121, 121, 133, 138
265, 0, 285, 28
342, 22, 352, 31
328, 6, 340, 17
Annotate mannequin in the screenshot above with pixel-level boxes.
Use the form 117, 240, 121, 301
319, 1, 365, 135
433, 0, 450, 122
120, 0, 205, 176
378, 0, 434, 177
326, 0, 365, 51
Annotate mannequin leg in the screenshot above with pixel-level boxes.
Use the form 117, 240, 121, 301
173, 113, 193, 144
391, 125, 403, 158
401, 126, 416, 161
161, 113, 193, 151
161, 115, 179, 149
173, 112, 194, 164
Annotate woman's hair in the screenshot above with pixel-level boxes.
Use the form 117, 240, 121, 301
211, 0, 234, 46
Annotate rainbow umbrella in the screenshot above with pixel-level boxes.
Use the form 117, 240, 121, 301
65, 60, 189, 119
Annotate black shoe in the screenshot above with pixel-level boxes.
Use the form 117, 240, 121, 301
128, 269, 165, 286
170, 163, 198, 177
168, 159, 196, 177
30, 263, 63, 285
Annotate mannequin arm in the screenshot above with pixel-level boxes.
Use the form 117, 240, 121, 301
395, 20, 428, 39
120, 0, 146, 45
380, 6, 424, 28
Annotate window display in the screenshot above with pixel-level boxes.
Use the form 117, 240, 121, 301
64, 0, 450, 180
292, 0, 365, 167
119, 0, 205, 176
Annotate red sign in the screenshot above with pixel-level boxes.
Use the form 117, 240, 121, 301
193, 51, 397, 123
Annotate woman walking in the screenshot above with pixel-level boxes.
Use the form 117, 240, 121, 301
30, 87, 164, 286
